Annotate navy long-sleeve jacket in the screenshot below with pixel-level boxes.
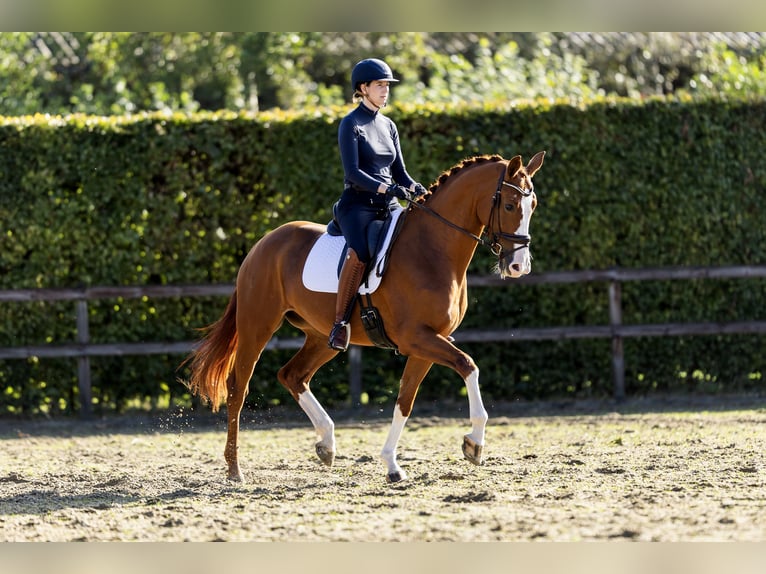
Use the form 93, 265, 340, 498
338, 103, 415, 198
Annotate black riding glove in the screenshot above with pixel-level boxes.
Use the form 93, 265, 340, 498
385, 184, 412, 201
412, 183, 428, 197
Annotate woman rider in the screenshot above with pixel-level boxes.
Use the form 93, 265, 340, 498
328, 58, 427, 351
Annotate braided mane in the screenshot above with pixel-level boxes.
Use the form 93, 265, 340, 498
426, 154, 505, 197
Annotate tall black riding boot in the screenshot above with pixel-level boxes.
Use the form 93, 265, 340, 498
328, 248, 366, 351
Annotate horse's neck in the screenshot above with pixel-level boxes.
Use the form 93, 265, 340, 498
405, 178, 490, 280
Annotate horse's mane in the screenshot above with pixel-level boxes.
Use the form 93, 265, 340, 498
426, 154, 505, 198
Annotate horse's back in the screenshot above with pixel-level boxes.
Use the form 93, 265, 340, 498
244, 221, 325, 261
238, 221, 325, 288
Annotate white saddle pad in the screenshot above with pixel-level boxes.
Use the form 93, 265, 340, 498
302, 208, 403, 294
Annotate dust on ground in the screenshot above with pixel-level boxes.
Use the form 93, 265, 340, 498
1, 394, 765, 541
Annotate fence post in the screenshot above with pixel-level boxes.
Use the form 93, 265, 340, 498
608, 280, 625, 401
349, 345, 362, 408
75, 298, 93, 418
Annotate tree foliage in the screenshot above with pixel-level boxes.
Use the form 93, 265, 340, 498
2, 32, 766, 116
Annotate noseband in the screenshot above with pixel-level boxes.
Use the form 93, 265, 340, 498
408, 167, 533, 265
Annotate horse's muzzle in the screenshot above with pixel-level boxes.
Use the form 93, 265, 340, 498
501, 251, 531, 279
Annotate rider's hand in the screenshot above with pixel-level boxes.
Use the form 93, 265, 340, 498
412, 183, 429, 198
385, 184, 412, 201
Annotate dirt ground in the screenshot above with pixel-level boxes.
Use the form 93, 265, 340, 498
1, 394, 765, 542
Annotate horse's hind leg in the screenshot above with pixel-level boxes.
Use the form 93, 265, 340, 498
277, 332, 339, 466
223, 334, 265, 482
224, 308, 283, 482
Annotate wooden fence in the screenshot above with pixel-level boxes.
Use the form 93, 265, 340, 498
1, 265, 765, 417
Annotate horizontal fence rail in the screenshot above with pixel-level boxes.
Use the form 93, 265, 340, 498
1, 264, 765, 416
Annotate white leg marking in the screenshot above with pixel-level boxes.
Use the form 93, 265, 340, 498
298, 391, 335, 452
380, 403, 409, 480
464, 368, 488, 445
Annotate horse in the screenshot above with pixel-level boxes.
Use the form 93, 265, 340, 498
184, 151, 545, 483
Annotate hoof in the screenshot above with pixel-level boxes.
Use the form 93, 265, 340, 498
462, 435, 485, 466
315, 443, 335, 467
386, 470, 407, 483
227, 469, 245, 483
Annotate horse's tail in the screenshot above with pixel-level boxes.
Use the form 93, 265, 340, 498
182, 289, 239, 412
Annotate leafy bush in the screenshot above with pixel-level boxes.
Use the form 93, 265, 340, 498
1, 95, 764, 415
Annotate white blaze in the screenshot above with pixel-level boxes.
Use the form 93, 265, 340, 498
508, 193, 534, 277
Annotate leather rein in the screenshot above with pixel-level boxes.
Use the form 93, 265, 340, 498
406, 168, 533, 265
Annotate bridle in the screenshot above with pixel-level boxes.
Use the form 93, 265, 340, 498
407, 166, 534, 265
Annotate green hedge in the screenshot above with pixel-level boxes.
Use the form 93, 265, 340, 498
1, 97, 764, 415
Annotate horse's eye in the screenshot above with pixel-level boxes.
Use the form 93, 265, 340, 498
504, 204, 515, 212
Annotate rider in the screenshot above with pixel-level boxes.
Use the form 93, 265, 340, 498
328, 58, 428, 352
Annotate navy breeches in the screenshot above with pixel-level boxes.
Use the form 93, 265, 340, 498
335, 189, 393, 263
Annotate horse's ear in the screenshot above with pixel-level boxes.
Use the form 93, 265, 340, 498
526, 151, 546, 178
506, 155, 523, 178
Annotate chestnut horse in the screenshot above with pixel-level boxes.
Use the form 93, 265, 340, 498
184, 151, 545, 483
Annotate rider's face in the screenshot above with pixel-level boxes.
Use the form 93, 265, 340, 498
362, 81, 390, 108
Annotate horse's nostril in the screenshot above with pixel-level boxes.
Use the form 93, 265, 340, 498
511, 263, 521, 272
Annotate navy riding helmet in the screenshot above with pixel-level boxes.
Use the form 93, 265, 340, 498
351, 58, 399, 92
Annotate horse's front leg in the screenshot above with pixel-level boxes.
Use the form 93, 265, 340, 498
380, 405, 409, 483
461, 367, 488, 466
380, 357, 433, 483
404, 333, 488, 467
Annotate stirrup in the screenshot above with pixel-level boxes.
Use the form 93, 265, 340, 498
328, 321, 351, 351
